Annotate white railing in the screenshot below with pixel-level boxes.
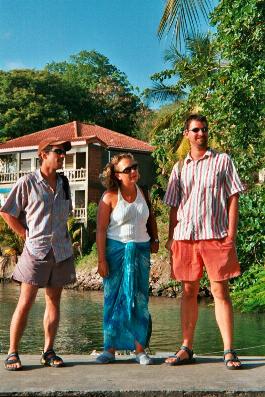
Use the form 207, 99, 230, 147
74, 207, 86, 220
63, 168, 86, 182
0, 168, 86, 184
0, 171, 29, 183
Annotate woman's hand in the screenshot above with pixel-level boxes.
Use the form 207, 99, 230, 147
150, 240, 159, 254
97, 259, 109, 278
165, 238, 173, 251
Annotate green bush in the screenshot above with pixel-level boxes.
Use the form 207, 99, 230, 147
237, 185, 265, 272
232, 266, 265, 312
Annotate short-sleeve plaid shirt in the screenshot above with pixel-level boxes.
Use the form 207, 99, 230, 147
1, 169, 73, 262
164, 149, 244, 240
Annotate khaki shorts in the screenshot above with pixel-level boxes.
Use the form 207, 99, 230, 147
171, 237, 241, 282
12, 245, 76, 287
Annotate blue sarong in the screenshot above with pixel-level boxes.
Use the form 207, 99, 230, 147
103, 239, 151, 351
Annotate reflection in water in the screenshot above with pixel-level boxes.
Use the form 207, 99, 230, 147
0, 283, 264, 355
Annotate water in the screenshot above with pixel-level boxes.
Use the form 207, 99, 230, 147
0, 283, 264, 356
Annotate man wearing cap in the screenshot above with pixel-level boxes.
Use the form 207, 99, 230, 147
0, 138, 76, 370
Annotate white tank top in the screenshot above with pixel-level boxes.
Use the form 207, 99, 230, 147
107, 185, 150, 243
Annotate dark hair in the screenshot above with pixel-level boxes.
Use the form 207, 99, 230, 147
100, 153, 135, 190
184, 114, 208, 131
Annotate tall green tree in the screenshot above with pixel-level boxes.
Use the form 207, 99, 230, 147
46, 50, 143, 135
0, 69, 87, 141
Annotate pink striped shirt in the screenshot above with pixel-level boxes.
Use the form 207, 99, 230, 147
164, 149, 244, 240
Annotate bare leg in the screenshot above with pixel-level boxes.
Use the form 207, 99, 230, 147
135, 341, 145, 354
166, 280, 200, 364
7, 283, 38, 369
43, 287, 63, 365
210, 280, 241, 368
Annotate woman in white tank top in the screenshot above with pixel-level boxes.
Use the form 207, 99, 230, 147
96, 153, 159, 365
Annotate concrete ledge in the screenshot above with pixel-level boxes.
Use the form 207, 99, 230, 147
0, 354, 265, 396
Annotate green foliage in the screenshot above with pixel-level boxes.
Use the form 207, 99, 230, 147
0, 217, 24, 254
74, 247, 98, 271
67, 216, 82, 256
46, 50, 143, 135
231, 266, 265, 312
158, 0, 214, 49
0, 69, 79, 141
87, 202, 98, 227
0, 50, 144, 142
145, 33, 219, 103
237, 185, 265, 271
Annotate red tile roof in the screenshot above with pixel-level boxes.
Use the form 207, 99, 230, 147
0, 121, 153, 152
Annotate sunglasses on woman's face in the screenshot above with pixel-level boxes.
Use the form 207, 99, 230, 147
116, 163, 138, 174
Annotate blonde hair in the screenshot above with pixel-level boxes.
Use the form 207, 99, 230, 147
100, 153, 135, 190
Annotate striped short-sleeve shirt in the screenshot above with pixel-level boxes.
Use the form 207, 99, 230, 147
0, 169, 73, 262
164, 149, 244, 240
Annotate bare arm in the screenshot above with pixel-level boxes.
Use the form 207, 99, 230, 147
165, 206, 178, 250
96, 193, 112, 278
0, 211, 26, 240
227, 193, 239, 240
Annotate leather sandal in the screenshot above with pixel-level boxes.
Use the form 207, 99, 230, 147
41, 349, 64, 367
4, 352, 22, 371
224, 349, 242, 370
166, 345, 196, 366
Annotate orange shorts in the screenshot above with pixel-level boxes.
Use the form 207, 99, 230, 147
171, 237, 241, 282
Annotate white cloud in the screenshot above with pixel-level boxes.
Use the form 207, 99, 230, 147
5, 60, 27, 70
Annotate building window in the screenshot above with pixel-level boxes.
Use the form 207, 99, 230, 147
75, 190, 85, 208
65, 154, 74, 169
20, 159, 31, 172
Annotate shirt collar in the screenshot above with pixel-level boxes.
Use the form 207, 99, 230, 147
35, 169, 63, 188
185, 148, 213, 164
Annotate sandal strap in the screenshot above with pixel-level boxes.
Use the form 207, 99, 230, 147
42, 349, 56, 359
179, 345, 194, 359
223, 349, 238, 358
6, 352, 19, 360
5, 352, 20, 364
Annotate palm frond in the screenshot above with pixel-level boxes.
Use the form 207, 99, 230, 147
145, 82, 186, 103
158, 0, 213, 48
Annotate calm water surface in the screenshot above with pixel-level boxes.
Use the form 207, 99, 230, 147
0, 283, 264, 355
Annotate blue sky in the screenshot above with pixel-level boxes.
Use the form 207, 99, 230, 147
0, 0, 172, 92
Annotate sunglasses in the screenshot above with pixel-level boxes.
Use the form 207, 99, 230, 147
116, 163, 138, 174
47, 148, 66, 155
189, 127, 208, 133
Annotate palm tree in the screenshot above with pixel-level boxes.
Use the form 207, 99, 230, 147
145, 33, 219, 103
158, 0, 216, 48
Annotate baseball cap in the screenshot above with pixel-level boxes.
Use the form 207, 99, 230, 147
38, 137, 71, 155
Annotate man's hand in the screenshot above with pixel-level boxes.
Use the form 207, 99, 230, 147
97, 259, 109, 278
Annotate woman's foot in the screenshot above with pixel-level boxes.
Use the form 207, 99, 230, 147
135, 352, 153, 365
96, 350, 116, 364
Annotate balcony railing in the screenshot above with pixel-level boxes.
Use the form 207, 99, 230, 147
74, 207, 86, 220
63, 168, 86, 182
0, 168, 86, 184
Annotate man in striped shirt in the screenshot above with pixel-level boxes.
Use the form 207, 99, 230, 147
164, 114, 244, 369
0, 137, 76, 370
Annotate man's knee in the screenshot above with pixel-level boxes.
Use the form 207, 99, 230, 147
211, 281, 231, 301
182, 282, 200, 299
